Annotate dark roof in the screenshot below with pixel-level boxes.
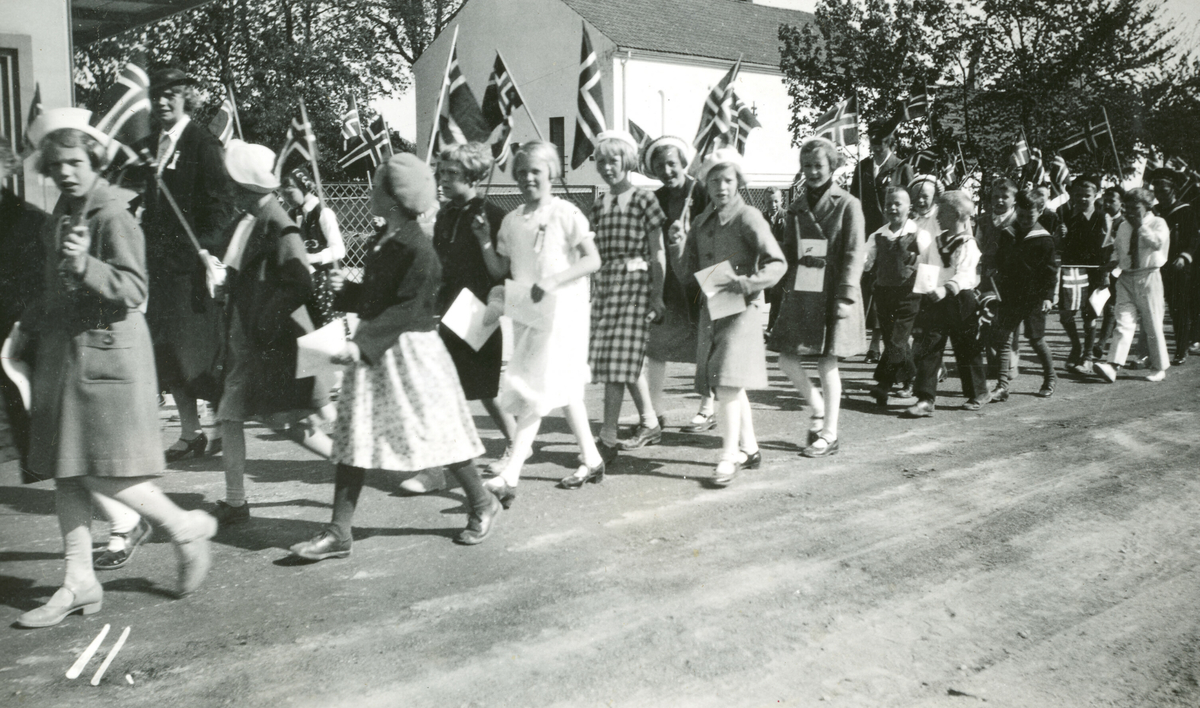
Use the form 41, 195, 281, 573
559, 0, 812, 69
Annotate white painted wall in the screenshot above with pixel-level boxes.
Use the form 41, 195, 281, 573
617, 55, 801, 186
1, 0, 73, 208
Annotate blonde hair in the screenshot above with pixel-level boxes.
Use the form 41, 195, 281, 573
35, 129, 108, 175
594, 137, 638, 172
439, 141, 493, 183
512, 140, 562, 180
799, 137, 843, 170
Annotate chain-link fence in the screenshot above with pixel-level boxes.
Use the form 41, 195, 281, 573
325, 182, 786, 271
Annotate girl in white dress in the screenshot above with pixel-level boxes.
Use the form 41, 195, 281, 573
486, 141, 605, 505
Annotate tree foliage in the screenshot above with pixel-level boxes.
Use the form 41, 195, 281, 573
780, 0, 1189, 179
75, 0, 460, 180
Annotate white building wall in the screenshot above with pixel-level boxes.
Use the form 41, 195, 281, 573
616, 55, 800, 186
1, 0, 74, 209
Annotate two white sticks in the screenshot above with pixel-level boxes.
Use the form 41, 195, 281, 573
66, 624, 131, 685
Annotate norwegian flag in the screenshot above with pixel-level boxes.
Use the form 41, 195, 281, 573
275, 98, 319, 178
905, 149, 940, 176
90, 53, 151, 159
1059, 112, 1114, 161
900, 82, 932, 121
1059, 267, 1090, 311
341, 93, 363, 141
206, 84, 239, 146
1047, 153, 1070, 199
431, 46, 492, 158
481, 53, 525, 168
339, 116, 389, 175
20, 83, 43, 154
730, 90, 761, 155
627, 119, 653, 174
571, 24, 607, 169
692, 59, 742, 157
1010, 136, 1031, 169
815, 96, 859, 147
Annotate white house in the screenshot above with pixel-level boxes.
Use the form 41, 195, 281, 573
0, 0, 213, 208
412, 0, 814, 187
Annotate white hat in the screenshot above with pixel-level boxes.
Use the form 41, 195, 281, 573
696, 147, 745, 183
641, 135, 694, 174
595, 129, 639, 153
224, 139, 280, 193
27, 107, 110, 149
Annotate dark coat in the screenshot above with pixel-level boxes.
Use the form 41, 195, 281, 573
1059, 207, 1107, 267
850, 153, 914, 235
136, 119, 237, 400
432, 196, 507, 313
1157, 201, 1200, 264
994, 223, 1058, 305
769, 184, 868, 358
226, 197, 317, 417
22, 180, 164, 479
337, 220, 443, 365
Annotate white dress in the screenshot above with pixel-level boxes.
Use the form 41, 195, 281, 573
496, 197, 593, 418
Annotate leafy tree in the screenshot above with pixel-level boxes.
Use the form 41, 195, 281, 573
74, 0, 460, 180
1142, 54, 1200, 167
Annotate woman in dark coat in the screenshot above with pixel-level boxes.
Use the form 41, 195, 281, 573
208, 139, 332, 528
12, 110, 216, 628
768, 137, 867, 458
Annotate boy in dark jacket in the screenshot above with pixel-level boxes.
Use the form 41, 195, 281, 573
1057, 175, 1107, 374
990, 187, 1059, 400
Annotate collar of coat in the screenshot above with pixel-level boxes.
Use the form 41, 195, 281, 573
1008, 223, 1052, 242
696, 194, 748, 228
789, 183, 850, 224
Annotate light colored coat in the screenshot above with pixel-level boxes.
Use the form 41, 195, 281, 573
769, 184, 868, 358
23, 180, 164, 479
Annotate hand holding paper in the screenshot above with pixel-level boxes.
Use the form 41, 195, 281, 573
695, 261, 746, 320
443, 288, 501, 351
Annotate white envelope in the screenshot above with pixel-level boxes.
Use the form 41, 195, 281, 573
793, 239, 827, 292
1, 334, 31, 410
695, 260, 747, 320
296, 314, 359, 379
504, 280, 557, 331
442, 288, 500, 351
912, 262, 942, 295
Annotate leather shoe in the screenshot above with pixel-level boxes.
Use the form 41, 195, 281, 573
560, 461, 605, 489
990, 386, 1010, 402
712, 459, 741, 487
962, 391, 991, 411
681, 413, 716, 433
741, 450, 762, 469
597, 440, 620, 465
175, 510, 217, 596
1171, 353, 1187, 366
484, 477, 518, 509
903, 400, 935, 418
16, 584, 103, 628
619, 423, 662, 450
456, 494, 502, 545
290, 527, 352, 560
1036, 378, 1056, 398
869, 387, 888, 406
895, 385, 914, 399
802, 432, 839, 458
165, 432, 208, 462
211, 500, 251, 526
207, 436, 224, 456
864, 350, 880, 364
94, 516, 153, 571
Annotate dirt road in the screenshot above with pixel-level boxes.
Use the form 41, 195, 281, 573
3, 331, 1199, 707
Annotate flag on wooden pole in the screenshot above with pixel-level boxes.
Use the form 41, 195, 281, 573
90, 53, 151, 160
339, 116, 389, 175
692, 58, 741, 155
730, 90, 761, 155
206, 84, 239, 146
571, 24, 607, 169
431, 46, 492, 158
275, 98, 319, 179
814, 96, 859, 147
482, 53, 525, 168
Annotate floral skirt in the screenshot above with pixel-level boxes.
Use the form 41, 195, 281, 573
332, 330, 484, 472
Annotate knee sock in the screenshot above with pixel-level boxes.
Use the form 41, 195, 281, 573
86, 476, 207, 544
222, 421, 247, 505
447, 460, 490, 516
330, 464, 366, 541
1031, 337, 1056, 380
57, 478, 99, 592
1060, 313, 1080, 355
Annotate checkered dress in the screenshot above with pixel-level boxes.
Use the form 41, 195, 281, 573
589, 189, 666, 383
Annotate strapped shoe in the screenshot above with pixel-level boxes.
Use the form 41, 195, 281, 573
619, 423, 662, 450
712, 459, 742, 487
484, 477, 518, 509
990, 386, 1010, 402
16, 584, 103, 628
681, 413, 716, 433
1036, 378, 1056, 398
165, 432, 208, 462
802, 431, 839, 458
94, 516, 153, 571
560, 461, 605, 489
211, 500, 251, 527
455, 494, 502, 546
741, 450, 762, 469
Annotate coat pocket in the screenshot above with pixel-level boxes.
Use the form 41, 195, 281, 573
78, 329, 134, 383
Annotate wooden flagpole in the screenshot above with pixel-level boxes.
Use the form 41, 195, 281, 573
1101, 106, 1122, 182
228, 84, 244, 140
299, 97, 326, 208
426, 25, 460, 164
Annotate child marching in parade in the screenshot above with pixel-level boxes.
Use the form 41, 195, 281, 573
1056, 174, 1107, 375
485, 141, 606, 501
289, 153, 500, 560
863, 186, 931, 406
643, 136, 716, 433
589, 131, 668, 458
989, 187, 1059, 400
670, 148, 785, 486
768, 138, 867, 458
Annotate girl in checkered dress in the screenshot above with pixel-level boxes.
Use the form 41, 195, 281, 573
589, 131, 668, 460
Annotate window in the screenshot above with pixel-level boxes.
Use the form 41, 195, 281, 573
549, 117, 565, 174
0, 48, 20, 195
